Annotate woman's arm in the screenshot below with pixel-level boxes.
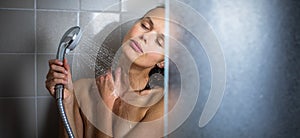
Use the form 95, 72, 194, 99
59, 89, 83, 138
46, 59, 84, 138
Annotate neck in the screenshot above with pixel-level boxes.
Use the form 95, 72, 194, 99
116, 53, 153, 91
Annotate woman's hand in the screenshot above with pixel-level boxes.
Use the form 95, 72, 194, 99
96, 67, 164, 113
45, 59, 74, 102
96, 70, 118, 110
115, 68, 164, 108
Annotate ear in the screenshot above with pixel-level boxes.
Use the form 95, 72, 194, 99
157, 61, 164, 68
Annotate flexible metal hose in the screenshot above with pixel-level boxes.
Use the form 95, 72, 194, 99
56, 85, 74, 138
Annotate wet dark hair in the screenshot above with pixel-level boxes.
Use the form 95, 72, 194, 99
144, 65, 164, 90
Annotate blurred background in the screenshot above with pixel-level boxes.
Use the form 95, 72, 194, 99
0, 0, 299, 137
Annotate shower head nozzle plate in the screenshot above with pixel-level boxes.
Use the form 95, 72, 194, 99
59, 26, 82, 51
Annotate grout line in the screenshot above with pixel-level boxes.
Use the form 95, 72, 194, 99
0, 7, 122, 14
34, 0, 38, 137
0, 8, 34, 11
0, 53, 36, 55
78, 0, 81, 26
36, 8, 79, 12
0, 96, 36, 99
0, 96, 53, 99
36, 8, 121, 13
79, 0, 82, 11
0, 53, 57, 55
121, 0, 126, 12
77, 10, 80, 26
0, 7, 121, 13
0, 6, 122, 13
37, 96, 54, 98
36, 53, 56, 55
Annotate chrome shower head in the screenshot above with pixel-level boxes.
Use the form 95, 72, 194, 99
56, 26, 82, 61
55, 26, 82, 138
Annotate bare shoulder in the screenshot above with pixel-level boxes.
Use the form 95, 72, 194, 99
74, 78, 94, 90
73, 78, 96, 105
142, 95, 164, 122
142, 89, 179, 122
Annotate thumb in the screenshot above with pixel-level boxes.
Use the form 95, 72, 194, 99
64, 58, 71, 72
63, 58, 74, 91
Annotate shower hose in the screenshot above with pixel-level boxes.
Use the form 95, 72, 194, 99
56, 84, 74, 138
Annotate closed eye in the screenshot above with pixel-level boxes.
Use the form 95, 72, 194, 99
156, 35, 164, 47
141, 22, 150, 30
140, 17, 153, 31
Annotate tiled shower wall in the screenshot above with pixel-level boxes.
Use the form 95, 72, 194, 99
0, 0, 120, 137
1, 0, 300, 138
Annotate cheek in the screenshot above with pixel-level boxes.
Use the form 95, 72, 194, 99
123, 25, 141, 42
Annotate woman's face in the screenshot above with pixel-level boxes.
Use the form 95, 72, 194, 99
122, 8, 165, 69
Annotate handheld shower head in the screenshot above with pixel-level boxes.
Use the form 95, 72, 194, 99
56, 26, 82, 61
55, 26, 82, 138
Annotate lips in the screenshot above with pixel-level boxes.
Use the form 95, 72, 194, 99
129, 40, 143, 53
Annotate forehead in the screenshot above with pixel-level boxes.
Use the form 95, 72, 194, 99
143, 8, 165, 33
143, 8, 180, 38
144, 8, 165, 19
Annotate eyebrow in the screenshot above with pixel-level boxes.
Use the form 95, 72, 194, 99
144, 17, 165, 37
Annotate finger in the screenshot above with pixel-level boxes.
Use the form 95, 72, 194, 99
51, 72, 68, 80
48, 59, 63, 67
48, 86, 55, 97
64, 60, 73, 82
114, 67, 122, 96
114, 67, 121, 86
105, 72, 116, 92
47, 78, 68, 87
45, 80, 56, 96
106, 70, 113, 83
50, 64, 68, 74
100, 76, 105, 84
64, 59, 71, 72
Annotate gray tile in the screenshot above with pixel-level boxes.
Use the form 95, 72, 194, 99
37, 11, 77, 53
80, 12, 119, 28
37, 97, 59, 138
37, 0, 79, 10
120, 12, 138, 37
37, 54, 74, 96
121, 0, 162, 13
80, 12, 120, 37
0, 54, 35, 97
0, 10, 34, 53
81, 0, 120, 11
0, 98, 36, 137
0, 0, 34, 8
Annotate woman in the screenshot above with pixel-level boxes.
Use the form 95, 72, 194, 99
46, 6, 170, 138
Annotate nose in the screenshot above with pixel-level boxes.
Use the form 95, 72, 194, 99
139, 31, 157, 44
